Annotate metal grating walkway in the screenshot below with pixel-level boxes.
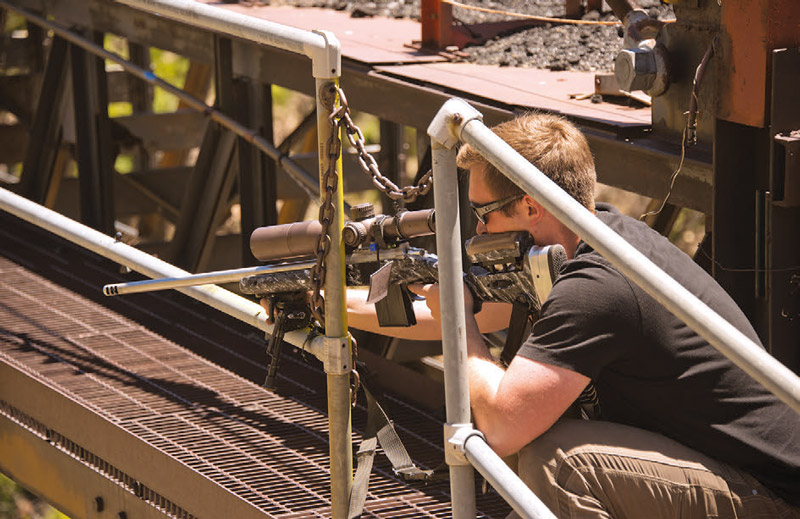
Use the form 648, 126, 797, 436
0, 212, 511, 518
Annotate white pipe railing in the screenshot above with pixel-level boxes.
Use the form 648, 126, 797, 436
427, 97, 800, 519
462, 432, 556, 519
430, 143, 477, 519
464, 112, 800, 415
116, 0, 340, 79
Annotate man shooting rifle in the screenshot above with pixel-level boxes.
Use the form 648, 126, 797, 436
345, 112, 800, 518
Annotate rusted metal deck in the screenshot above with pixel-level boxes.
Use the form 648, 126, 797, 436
0, 211, 510, 518
221, 3, 650, 128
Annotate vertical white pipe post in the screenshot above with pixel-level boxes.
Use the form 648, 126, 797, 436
430, 139, 476, 519
312, 31, 351, 518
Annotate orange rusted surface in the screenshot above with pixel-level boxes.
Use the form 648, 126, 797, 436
220, 4, 448, 65
718, 0, 800, 127
421, 0, 454, 49
377, 63, 651, 127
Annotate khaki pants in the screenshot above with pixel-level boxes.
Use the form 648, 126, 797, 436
508, 419, 800, 519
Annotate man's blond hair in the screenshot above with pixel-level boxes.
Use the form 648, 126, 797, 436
457, 112, 596, 212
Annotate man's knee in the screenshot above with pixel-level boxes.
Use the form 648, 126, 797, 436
515, 420, 600, 510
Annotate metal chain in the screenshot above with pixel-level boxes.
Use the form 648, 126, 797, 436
336, 87, 433, 203
350, 334, 360, 407
309, 83, 344, 328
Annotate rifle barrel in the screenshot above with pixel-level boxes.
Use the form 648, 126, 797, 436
103, 262, 316, 296
103, 245, 421, 297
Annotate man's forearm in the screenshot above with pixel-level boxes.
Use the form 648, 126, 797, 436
463, 314, 507, 446
346, 288, 512, 340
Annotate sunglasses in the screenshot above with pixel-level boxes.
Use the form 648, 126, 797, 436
470, 194, 524, 225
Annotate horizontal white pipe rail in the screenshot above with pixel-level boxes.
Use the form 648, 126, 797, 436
117, 0, 341, 78
0, 187, 322, 356
437, 98, 800, 415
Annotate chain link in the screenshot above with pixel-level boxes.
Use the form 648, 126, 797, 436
336, 87, 433, 203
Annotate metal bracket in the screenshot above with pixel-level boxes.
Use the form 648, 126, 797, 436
444, 423, 483, 466
323, 335, 351, 375
427, 98, 483, 149
773, 131, 800, 207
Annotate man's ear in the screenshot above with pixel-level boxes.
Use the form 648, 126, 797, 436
523, 195, 545, 225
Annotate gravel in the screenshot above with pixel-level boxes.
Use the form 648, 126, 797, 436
275, 0, 674, 72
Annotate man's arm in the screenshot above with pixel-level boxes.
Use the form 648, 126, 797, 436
346, 287, 513, 340
463, 314, 589, 456
411, 283, 590, 457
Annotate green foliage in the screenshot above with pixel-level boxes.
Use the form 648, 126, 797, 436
108, 102, 133, 118
103, 34, 129, 62
353, 112, 379, 144
114, 155, 134, 174
0, 473, 71, 519
149, 48, 190, 113
272, 85, 293, 106
0, 473, 18, 518
2, 12, 26, 33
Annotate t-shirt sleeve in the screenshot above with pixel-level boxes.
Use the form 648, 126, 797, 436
517, 259, 641, 380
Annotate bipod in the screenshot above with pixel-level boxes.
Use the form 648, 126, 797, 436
263, 291, 312, 391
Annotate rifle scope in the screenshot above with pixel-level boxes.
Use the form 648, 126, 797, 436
250, 204, 435, 262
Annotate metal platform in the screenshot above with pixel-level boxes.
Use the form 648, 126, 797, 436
0, 211, 510, 519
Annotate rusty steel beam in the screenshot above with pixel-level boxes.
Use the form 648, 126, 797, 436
11, 0, 215, 64
70, 31, 116, 235
420, 0, 453, 49
718, 0, 800, 128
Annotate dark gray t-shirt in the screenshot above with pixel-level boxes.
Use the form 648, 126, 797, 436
518, 204, 800, 504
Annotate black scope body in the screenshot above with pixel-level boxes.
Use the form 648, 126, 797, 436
249, 205, 435, 262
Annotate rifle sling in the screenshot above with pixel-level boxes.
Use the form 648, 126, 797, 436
500, 302, 535, 367
348, 380, 445, 518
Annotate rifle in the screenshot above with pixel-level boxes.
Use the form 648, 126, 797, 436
240, 204, 564, 324
104, 204, 566, 384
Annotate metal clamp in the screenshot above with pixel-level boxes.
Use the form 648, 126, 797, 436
323, 335, 352, 375
444, 423, 483, 466
427, 98, 483, 149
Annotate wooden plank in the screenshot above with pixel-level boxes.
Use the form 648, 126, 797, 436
158, 62, 213, 167
220, 3, 446, 65
376, 62, 651, 127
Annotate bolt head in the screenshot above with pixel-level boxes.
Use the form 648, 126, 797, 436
614, 48, 657, 92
